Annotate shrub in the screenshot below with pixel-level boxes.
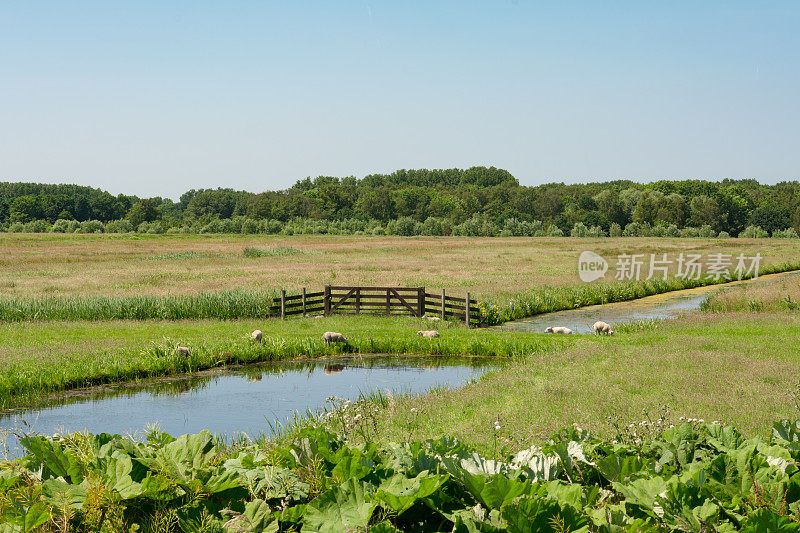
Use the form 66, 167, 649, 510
665, 224, 680, 237
241, 218, 261, 234
546, 224, 563, 237
773, 227, 799, 239
698, 224, 715, 238
80, 220, 105, 234
739, 225, 769, 238
609, 222, 622, 237
7, 222, 25, 233
717, 231, 731, 239
49, 219, 72, 233
138, 221, 164, 234
587, 225, 607, 237
680, 226, 700, 238
105, 219, 134, 233
420, 217, 449, 236
390, 216, 417, 236
570, 222, 589, 237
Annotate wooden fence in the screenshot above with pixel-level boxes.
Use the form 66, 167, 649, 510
268, 286, 481, 326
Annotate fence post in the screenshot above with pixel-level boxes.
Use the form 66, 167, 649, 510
465, 292, 471, 327
356, 287, 361, 314
324, 285, 331, 316
441, 289, 446, 320
386, 288, 390, 315
417, 287, 425, 317
302, 287, 306, 316
280, 289, 286, 320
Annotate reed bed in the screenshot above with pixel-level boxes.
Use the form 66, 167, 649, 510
0, 289, 279, 321
2, 260, 798, 323
489, 260, 800, 323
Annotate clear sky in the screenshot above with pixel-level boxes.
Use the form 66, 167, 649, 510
1, 1, 798, 198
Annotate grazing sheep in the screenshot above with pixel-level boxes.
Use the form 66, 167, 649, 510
417, 330, 441, 338
544, 326, 573, 334
175, 346, 191, 356
322, 331, 348, 345
424, 315, 442, 322
593, 321, 615, 335
251, 330, 263, 342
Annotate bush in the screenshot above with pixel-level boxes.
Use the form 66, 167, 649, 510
773, 227, 799, 239
680, 226, 700, 238
546, 224, 563, 237
420, 217, 449, 236
587, 225, 606, 237
739, 225, 769, 238
7, 222, 25, 233
390, 216, 417, 236
138, 221, 164, 234
80, 220, 105, 234
49, 219, 72, 233
570, 222, 589, 237
240, 218, 261, 234
105, 219, 134, 233
609, 222, 622, 237
623, 222, 651, 237
665, 224, 680, 237
718, 231, 731, 239
698, 225, 716, 238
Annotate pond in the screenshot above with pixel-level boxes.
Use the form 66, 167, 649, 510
0, 356, 494, 457
499, 270, 800, 334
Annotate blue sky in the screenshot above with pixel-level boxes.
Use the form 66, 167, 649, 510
1, 1, 798, 198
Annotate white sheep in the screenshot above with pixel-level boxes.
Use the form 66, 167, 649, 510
175, 346, 191, 356
322, 331, 348, 345
417, 330, 440, 338
593, 321, 615, 335
544, 326, 573, 334
424, 315, 442, 322
251, 330, 263, 342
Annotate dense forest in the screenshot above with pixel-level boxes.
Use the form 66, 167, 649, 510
2, 167, 799, 237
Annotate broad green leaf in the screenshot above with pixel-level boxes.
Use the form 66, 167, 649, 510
612, 476, 667, 512
596, 454, 646, 483
375, 472, 447, 514
19, 437, 83, 483
330, 453, 374, 483
740, 507, 800, 532
42, 478, 87, 509
501, 497, 588, 532
773, 420, 800, 443
301, 479, 377, 533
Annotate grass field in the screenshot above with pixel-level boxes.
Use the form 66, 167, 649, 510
3, 235, 800, 530
1, 234, 798, 436
4, 233, 800, 300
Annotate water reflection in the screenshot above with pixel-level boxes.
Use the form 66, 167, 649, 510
0, 356, 494, 458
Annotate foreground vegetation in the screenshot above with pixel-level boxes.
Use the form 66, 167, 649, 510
2, 418, 800, 531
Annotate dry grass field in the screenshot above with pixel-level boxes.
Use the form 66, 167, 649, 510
3, 233, 800, 300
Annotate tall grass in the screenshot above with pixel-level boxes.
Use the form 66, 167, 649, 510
0, 331, 544, 410
491, 260, 800, 323
2, 261, 798, 322
0, 289, 279, 321
242, 245, 308, 257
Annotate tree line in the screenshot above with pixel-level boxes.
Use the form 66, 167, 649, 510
2, 167, 799, 237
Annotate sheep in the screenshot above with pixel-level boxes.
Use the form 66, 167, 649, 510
174, 346, 191, 356
424, 315, 442, 322
593, 321, 615, 335
322, 331, 348, 345
417, 330, 440, 338
544, 326, 573, 334
251, 330, 263, 342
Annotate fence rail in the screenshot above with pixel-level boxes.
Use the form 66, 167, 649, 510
267, 286, 481, 326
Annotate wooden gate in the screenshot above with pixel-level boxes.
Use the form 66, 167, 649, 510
269, 285, 480, 326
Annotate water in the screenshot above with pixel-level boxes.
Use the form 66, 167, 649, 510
500, 270, 800, 334
0, 356, 493, 457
